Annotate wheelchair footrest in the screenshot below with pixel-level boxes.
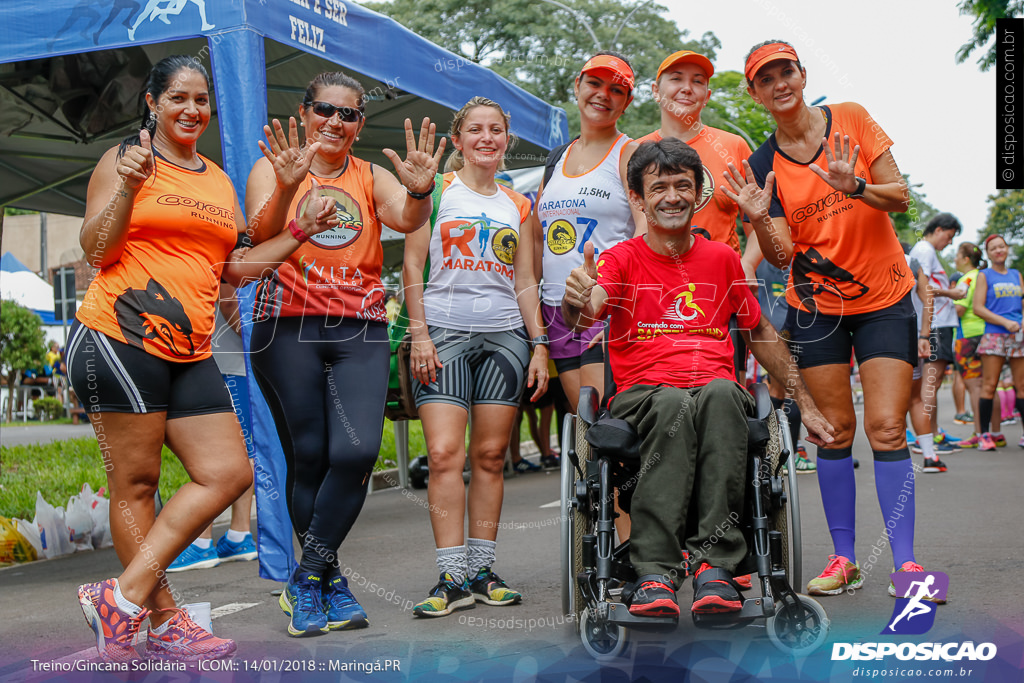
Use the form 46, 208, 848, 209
692, 596, 774, 627
599, 601, 679, 630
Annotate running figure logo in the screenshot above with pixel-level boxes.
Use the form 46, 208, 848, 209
882, 571, 949, 635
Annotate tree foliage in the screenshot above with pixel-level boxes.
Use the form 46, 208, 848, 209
703, 71, 777, 149
890, 175, 940, 246
365, 0, 718, 138
0, 300, 47, 422
978, 189, 1024, 269
956, 0, 1024, 70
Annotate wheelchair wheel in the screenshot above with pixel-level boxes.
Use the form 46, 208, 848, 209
560, 414, 592, 630
766, 594, 830, 657
765, 410, 792, 584
580, 606, 629, 660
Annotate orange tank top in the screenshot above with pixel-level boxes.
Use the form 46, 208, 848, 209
253, 156, 386, 322
77, 154, 239, 362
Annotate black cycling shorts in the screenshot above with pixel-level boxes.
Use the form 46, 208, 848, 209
66, 319, 233, 418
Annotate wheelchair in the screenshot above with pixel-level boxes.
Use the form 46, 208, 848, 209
560, 382, 830, 659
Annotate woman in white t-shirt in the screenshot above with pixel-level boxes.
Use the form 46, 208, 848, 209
403, 97, 549, 618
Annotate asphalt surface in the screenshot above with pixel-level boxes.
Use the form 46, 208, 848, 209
1, 392, 1022, 682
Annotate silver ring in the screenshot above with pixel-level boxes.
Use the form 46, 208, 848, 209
418, 363, 427, 367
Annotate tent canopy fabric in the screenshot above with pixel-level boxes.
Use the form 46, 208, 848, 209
1, 251, 60, 324
0, 0, 569, 215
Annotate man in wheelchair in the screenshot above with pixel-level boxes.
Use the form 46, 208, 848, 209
562, 138, 834, 620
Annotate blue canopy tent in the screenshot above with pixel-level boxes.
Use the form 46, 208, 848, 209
0, 1, 569, 581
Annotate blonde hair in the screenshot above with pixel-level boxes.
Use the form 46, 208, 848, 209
445, 97, 515, 172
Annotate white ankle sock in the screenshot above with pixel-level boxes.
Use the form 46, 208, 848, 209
193, 538, 213, 550
112, 580, 143, 617
918, 433, 936, 460
225, 529, 249, 543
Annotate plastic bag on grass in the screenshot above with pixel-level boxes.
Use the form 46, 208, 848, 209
14, 518, 42, 557
34, 492, 73, 559
66, 486, 95, 552
89, 486, 112, 549
0, 516, 37, 564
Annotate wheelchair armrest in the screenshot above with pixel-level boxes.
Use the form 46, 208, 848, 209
578, 385, 601, 426
749, 382, 773, 422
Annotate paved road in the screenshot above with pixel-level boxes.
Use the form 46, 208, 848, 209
1, 393, 1022, 682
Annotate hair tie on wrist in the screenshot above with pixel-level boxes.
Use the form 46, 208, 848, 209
288, 219, 309, 243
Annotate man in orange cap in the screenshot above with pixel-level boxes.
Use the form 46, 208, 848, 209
638, 50, 760, 280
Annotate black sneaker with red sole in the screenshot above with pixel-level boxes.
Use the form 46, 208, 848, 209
626, 576, 679, 618
692, 564, 743, 614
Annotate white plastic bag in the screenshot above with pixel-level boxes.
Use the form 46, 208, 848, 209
34, 492, 73, 559
13, 518, 42, 557
66, 485, 95, 552
89, 486, 112, 549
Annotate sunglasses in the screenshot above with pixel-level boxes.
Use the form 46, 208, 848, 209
307, 101, 364, 122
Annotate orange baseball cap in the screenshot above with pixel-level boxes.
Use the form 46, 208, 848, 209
656, 50, 714, 81
580, 54, 635, 91
744, 42, 800, 82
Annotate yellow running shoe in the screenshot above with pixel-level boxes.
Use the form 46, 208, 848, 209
807, 555, 864, 595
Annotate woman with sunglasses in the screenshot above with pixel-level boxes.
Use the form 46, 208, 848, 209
244, 71, 445, 637
724, 41, 940, 600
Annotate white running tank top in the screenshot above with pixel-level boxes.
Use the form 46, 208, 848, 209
537, 133, 636, 305
423, 172, 532, 332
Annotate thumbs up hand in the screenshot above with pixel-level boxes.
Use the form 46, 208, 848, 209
118, 128, 157, 190
565, 241, 598, 309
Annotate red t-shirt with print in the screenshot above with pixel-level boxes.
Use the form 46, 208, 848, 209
597, 234, 761, 393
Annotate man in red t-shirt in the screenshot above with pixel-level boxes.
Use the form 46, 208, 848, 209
562, 138, 833, 620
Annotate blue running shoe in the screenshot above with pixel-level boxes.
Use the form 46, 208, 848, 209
935, 429, 961, 445
167, 543, 221, 573
322, 576, 368, 630
216, 533, 258, 562
279, 570, 329, 637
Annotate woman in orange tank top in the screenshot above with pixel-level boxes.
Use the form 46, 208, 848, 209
241, 71, 446, 637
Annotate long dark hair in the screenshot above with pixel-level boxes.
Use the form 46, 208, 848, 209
117, 55, 211, 159
958, 242, 986, 270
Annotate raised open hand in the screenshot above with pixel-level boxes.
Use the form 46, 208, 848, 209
723, 160, 775, 222
382, 118, 447, 195
295, 178, 339, 239
809, 132, 861, 194
118, 128, 157, 190
259, 117, 321, 190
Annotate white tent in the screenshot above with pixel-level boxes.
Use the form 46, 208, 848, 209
1, 251, 74, 344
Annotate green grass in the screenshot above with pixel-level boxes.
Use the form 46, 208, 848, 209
1, 417, 74, 428
0, 417, 549, 519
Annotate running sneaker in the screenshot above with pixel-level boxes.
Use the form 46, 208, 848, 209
146, 608, 236, 661
958, 434, 982, 449
734, 573, 753, 590
783, 447, 817, 474
933, 440, 960, 454
977, 433, 997, 452
167, 543, 221, 573
887, 561, 947, 603
1002, 415, 1018, 425
909, 439, 923, 455
922, 458, 948, 473
691, 564, 743, 614
992, 432, 1008, 447
806, 555, 864, 596
322, 576, 368, 630
905, 429, 916, 446
1019, 435, 1024, 449
413, 573, 476, 617
952, 412, 973, 425
935, 429, 962, 445
216, 533, 258, 563
626, 577, 679, 618
78, 579, 150, 662
469, 567, 522, 606
540, 453, 560, 469
513, 458, 541, 473
279, 571, 329, 637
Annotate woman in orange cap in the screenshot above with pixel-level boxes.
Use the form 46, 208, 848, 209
534, 52, 644, 412
724, 40, 940, 602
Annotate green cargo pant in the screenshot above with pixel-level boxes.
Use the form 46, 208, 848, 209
609, 378, 752, 588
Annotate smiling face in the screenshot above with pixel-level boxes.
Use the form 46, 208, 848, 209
300, 85, 365, 160
653, 62, 711, 126
453, 105, 508, 171
632, 166, 698, 233
747, 59, 806, 116
574, 69, 631, 127
146, 68, 211, 147
986, 236, 1009, 266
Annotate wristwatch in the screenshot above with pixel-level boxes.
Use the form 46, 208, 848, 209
847, 176, 867, 199
531, 335, 550, 349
